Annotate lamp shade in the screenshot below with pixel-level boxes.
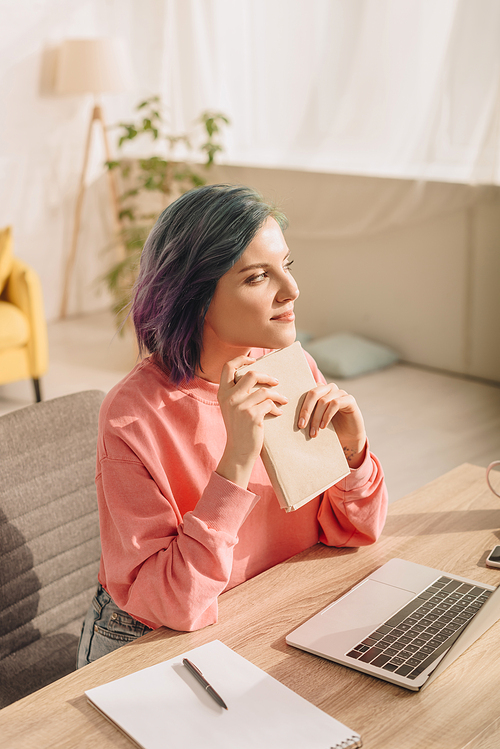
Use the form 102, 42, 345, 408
55, 38, 131, 95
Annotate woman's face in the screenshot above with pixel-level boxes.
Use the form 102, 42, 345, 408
203, 217, 300, 353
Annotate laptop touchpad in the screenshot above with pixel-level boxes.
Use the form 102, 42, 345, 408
322, 579, 413, 627
287, 579, 415, 657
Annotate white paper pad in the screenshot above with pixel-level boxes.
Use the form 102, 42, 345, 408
85, 640, 361, 749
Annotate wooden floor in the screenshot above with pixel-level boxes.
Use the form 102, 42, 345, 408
1, 311, 500, 503
334, 362, 500, 502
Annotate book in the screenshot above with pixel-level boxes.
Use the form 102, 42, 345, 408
85, 639, 362, 749
235, 342, 350, 511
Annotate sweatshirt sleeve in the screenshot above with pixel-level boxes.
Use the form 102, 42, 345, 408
317, 445, 388, 546
301, 349, 388, 547
97, 454, 259, 632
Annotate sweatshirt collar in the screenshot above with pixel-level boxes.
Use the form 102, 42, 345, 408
150, 348, 270, 404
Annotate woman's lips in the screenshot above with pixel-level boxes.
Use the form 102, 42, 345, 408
271, 311, 295, 322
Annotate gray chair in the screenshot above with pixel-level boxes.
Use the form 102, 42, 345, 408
0, 390, 104, 707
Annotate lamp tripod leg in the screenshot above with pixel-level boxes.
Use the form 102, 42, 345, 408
59, 106, 96, 319
95, 105, 125, 263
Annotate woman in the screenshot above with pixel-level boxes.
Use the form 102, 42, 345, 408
77, 184, 387, 667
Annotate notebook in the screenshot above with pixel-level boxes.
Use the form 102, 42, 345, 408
85, 639, 362, 748
286, 557, 500, 691
235, 342, 350, 511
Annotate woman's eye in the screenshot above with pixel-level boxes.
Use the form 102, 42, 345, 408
246, 272, 267, 284
246, 260, 293, 285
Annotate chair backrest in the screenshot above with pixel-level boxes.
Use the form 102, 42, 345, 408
0, 390, 105, 704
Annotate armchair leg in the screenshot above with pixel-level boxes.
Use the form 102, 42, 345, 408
33, 378, 42, 403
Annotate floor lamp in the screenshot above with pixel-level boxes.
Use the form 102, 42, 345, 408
56, 38, 130, 319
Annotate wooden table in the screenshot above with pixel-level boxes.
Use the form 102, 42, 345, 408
2, 463, 500, 749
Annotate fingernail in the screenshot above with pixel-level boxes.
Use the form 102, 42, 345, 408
298, 418, 306, 429
310, 428, 317, 438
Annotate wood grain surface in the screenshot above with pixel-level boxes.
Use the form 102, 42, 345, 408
1, 463, 499, 749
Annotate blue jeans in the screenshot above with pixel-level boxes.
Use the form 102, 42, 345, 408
77, 584, 151, 669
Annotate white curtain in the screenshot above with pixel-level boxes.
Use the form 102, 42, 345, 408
162, 0, 500, 184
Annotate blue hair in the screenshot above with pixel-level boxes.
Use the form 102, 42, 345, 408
132, 184, 287, 384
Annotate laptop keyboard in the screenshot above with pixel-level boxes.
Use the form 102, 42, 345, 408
346, 576, 492, 680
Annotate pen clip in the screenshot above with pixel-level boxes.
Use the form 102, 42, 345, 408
184, 658, 203, 677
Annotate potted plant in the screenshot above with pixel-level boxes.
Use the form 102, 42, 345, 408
104, 96, 229, 324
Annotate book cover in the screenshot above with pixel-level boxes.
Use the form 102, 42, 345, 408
235, 342, 350, 511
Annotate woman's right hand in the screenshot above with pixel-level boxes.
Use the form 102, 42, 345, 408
216, 355, 288, 489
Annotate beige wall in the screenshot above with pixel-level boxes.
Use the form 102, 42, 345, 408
210, 165, 500, 382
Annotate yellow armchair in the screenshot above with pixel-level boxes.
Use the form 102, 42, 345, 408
0, 227, 49, 401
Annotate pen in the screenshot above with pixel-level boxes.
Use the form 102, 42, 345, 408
182, 658, 228, 710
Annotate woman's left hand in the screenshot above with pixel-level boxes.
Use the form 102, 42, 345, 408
298, 383, 367, 468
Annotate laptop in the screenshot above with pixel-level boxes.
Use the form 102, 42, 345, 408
286, 558, 500, 691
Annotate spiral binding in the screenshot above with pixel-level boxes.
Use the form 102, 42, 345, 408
332, 735, 363, 748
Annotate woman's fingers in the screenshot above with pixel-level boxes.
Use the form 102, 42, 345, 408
217, 359, 288, 482
219, 356, 256, 388
298, 383, 366, 449
249, 392, 286, 420
220, 359, 287, 412
298, 384, 337, 436
220, 358, 282, 396
235, 385, 287, 412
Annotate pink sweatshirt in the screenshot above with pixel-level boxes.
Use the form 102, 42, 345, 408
96, 350, 388, 632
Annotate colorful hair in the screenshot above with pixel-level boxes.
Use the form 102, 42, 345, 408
131, 184, 288, 384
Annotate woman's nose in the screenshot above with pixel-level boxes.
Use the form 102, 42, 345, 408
277, 272, 299, 302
